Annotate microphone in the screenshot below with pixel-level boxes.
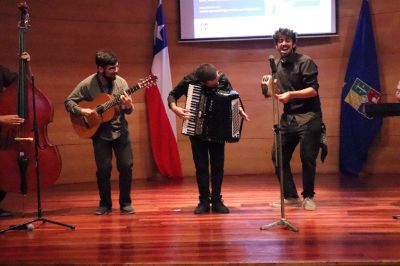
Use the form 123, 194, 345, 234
261, 55, 278, 98
261, 75, 272, 98
261, 55, 279, 98
268, 55, 277, 74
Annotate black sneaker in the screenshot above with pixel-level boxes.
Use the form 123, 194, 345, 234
0, 209, 12, 218
120, 205, 135, 214
194, 202, 210, 214
95, 206, 112, 215
212, 199, 230, 213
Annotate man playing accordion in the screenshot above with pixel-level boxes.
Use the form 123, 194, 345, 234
168, 63, 249, 214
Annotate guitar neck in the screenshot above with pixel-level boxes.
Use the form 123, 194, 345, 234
96, 84, 141, 114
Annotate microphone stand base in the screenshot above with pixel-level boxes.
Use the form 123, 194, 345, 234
0, 217, 75, 233
260, 218, 299, 232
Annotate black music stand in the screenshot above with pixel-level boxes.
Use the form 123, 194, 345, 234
365, 103, 400, 220
0, 76, 75, 234
259, 57, 298, 232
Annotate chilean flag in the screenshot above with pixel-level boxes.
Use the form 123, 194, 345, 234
145, 0, 183, 178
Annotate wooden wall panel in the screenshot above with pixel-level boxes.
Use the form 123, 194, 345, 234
0, 0, 400, 185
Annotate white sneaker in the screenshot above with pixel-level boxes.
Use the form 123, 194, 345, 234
302, 197, 316, 211
271, 197, 302, 208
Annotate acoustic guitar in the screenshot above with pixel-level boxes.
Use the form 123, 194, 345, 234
70, 74, 157, 138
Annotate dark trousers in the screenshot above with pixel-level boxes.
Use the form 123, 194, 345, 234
190, 136, 225, 202
93, 134, 133, 209
272, 117, 321, 199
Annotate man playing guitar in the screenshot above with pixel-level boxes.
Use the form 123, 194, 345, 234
65, 50, 135, 215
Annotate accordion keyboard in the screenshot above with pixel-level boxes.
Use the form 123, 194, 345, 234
182, 84, 202, 136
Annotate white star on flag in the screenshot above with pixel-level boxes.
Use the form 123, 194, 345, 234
155, 24, 165, 42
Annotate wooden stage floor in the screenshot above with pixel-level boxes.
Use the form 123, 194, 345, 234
0, 174, 400, 265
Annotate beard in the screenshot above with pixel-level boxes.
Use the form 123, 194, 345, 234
102, 72, 116, 82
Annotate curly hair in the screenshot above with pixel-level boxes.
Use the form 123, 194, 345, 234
272, 28, 297, 45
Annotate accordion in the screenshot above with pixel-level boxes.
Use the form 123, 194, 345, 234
182, 84, 244, 143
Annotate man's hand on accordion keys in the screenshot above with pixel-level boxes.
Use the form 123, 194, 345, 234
171, 104, 191, 120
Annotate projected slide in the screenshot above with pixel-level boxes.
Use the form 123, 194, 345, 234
182, 0, 336, 40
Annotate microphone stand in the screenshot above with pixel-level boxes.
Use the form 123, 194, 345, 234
0, 75, 75, 233
260, 56, 298, 232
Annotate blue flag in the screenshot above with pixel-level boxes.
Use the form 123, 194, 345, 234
339, 0, 382, 175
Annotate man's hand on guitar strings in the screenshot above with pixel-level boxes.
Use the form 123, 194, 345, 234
80, 108, 98, 117
120, 91, 133, 110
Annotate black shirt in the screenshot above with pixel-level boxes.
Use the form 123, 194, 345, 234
276, 52, 322, 129
276, 52, 321, 114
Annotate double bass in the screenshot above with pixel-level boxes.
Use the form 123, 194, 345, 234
0, 2, 61, 193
